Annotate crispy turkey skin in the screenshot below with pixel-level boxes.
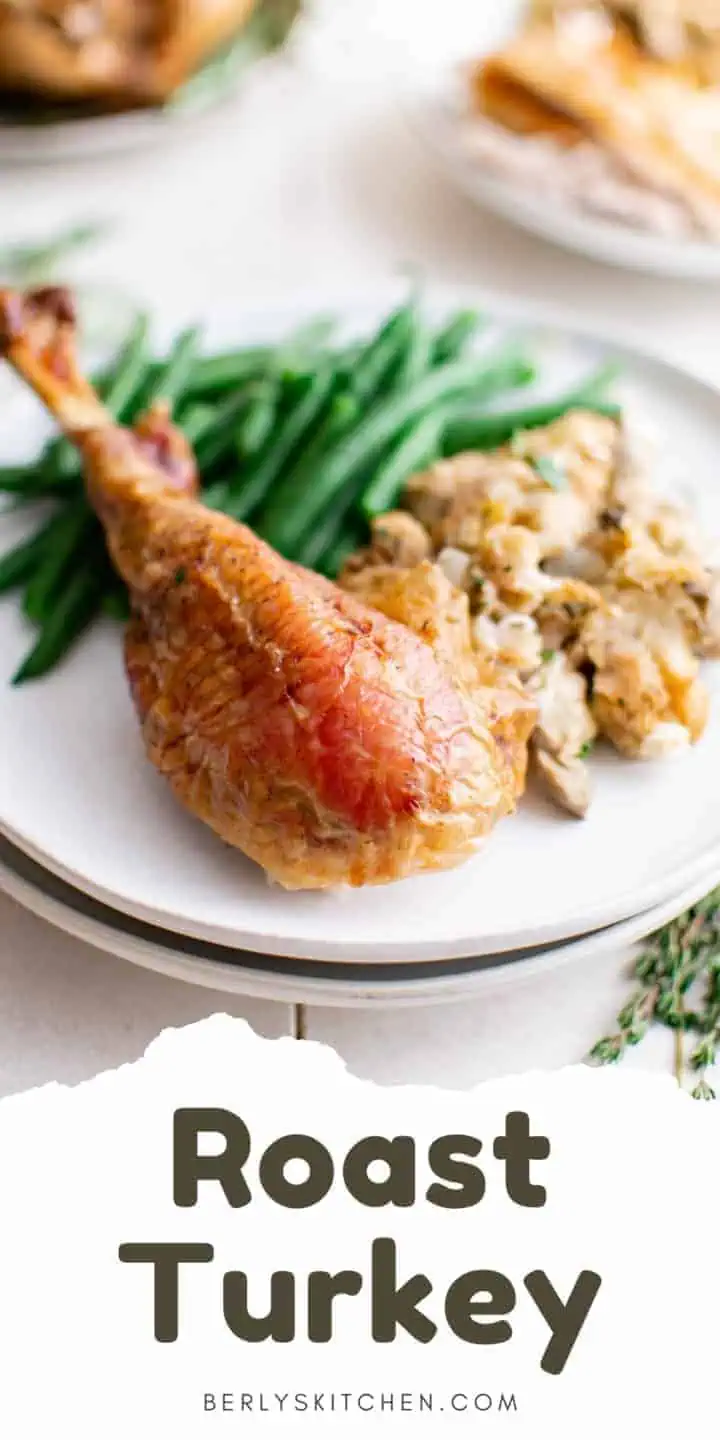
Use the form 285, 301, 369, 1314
0, 287, 535, 890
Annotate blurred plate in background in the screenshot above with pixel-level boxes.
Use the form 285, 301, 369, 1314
0, 0, 301, 167
0, 99, 233, 169
400, 0, 720, 279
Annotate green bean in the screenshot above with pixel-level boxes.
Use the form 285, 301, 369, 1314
201, 476, 232, 509
178, 403, 217, 446
332, 341, 363, 388
102, 311, 152, 417
351, 303, 417, 404
392, 326, 433, 389
0, 465, 40, 494
276, 367, 316, 403
207, 386, 351, 520
0, 506, 76, 594
575, 361, 621, 398
235, 380, 278, 460
317, 525, 366, 579
293, 489, 358, 572
185, 347, 273, 396
102, 583, 130, 621
193, 387, 261, 472
279, 316, 336, 359
224, 368, 335, 522
139, 326, 202, 411
432, 309, 483, 365
22, 501, 95, 624
362, 412, 444, 519
261, 345, 535, 555
252, 390, 360, 532
38, 427, 78, 485
184, 319, 335, 399
443, 394, 620, 455
12, 567, 102, 685
0, 527, 47, 593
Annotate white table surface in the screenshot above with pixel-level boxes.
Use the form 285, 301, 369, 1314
0, 6, 717, 1097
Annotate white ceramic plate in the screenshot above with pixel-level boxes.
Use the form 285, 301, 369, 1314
0, 106, 191, 168
0, 828, 717, 1006
401, 0, 720, 279
1, 285, 720, 963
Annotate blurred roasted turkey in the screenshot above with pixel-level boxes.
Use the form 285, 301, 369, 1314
0, 0, 265, 110
473, 1, 720, 239
532, 0, 720, 79
0, 286, 535, 891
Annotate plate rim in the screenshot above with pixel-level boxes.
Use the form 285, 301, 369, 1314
1, 828, 718, 1007
2, 813, 719, 963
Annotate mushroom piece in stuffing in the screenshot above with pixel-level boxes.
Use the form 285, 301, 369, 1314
526, 651, 597, 817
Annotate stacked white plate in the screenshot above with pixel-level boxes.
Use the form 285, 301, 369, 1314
1, 286, 719, 1006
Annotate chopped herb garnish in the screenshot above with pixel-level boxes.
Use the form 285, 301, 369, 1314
533, 455, 567, 490
174, 567, 186, 585
577, 739, 594, 759
540, 648, 556, 664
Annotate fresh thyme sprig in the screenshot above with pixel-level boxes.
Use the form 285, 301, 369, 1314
0, 223, 142, 372
590, 888, 720, 1096
688, 958, 720, 1099
0, 222, 106, 285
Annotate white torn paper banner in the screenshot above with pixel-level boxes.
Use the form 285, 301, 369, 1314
0, 1014, 716, 1437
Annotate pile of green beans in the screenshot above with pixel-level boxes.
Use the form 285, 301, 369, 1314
0, 297, 617, 683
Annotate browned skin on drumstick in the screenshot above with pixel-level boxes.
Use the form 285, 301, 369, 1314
0, 287, 535, 890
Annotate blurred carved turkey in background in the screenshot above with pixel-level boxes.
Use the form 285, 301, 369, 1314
533, 0, 720, 80
0, 0, 298, 112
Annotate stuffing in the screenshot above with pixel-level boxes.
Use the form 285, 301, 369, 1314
579, 597, 709, 756
404, 411, 618, 561
339, 511, 432, 577
340, 403, 717, 817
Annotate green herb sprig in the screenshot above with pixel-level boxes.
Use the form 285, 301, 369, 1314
170, 0, 303, 113
0, 223, 106, 286
590, 888, 720, 1097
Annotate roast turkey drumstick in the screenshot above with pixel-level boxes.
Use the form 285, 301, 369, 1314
0, 287, 534, 890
